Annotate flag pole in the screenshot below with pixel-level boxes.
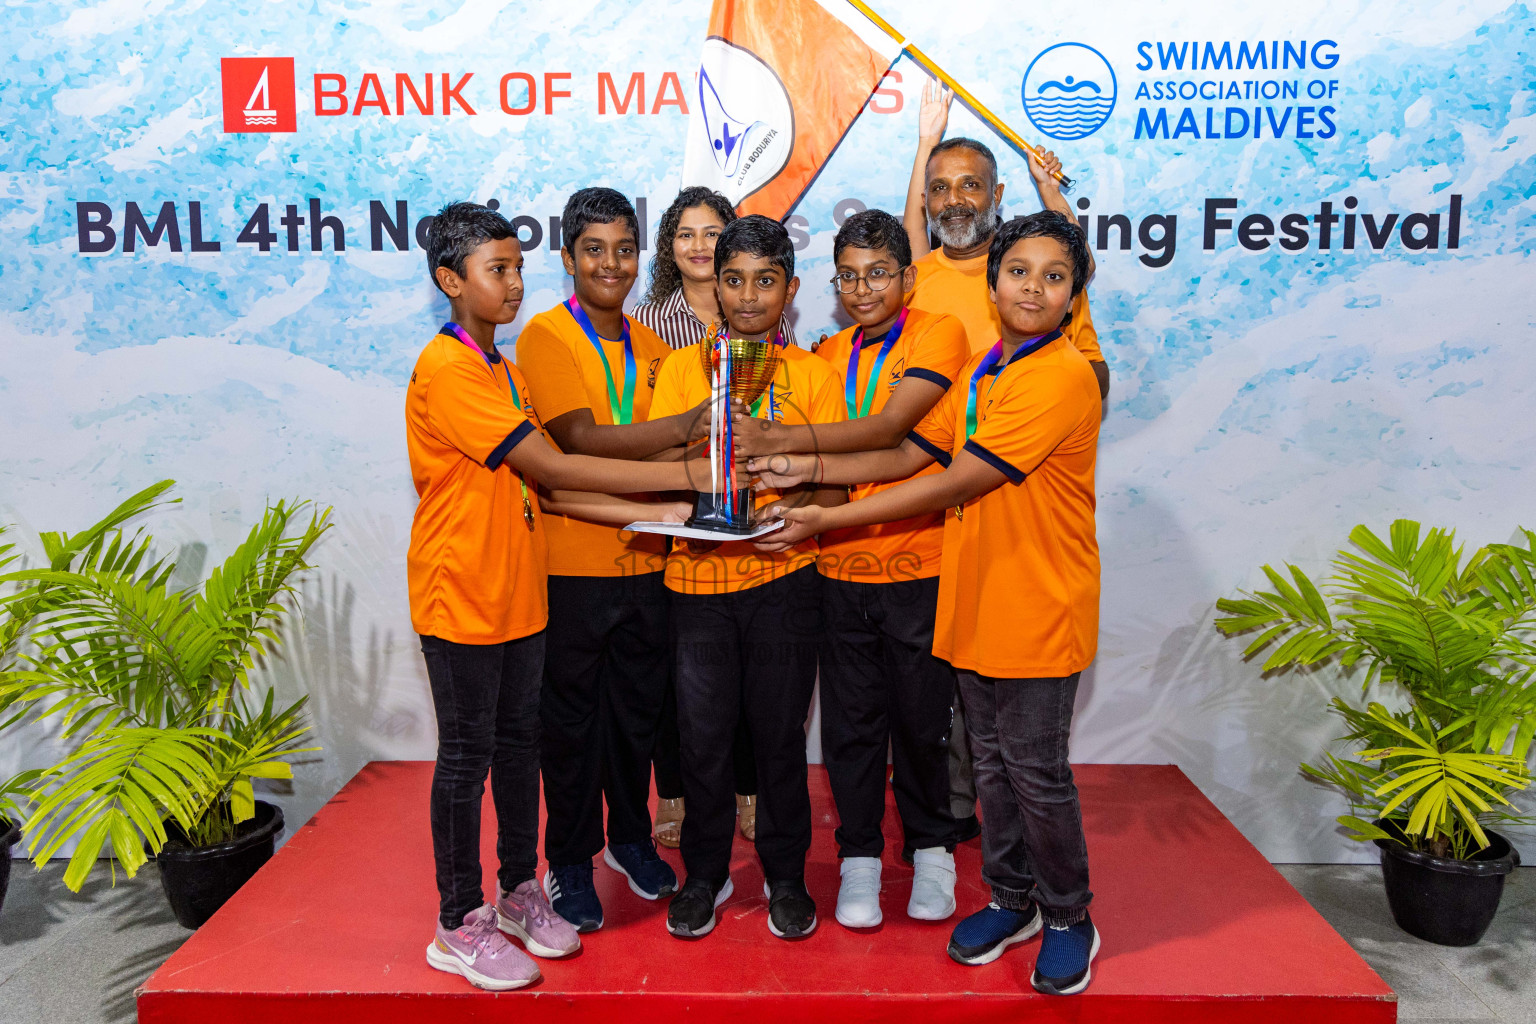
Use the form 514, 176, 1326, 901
842, 0, 1075, 190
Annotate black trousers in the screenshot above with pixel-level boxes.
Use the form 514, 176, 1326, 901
820, 576, 958, 858
654, 674, 758, 799
540, 573, 670, 866
672, 567, 822, 884
421, 631, 544, 930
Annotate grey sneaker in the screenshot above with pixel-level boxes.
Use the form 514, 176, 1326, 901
835, 857, 882, 928
908, 847, 956, 921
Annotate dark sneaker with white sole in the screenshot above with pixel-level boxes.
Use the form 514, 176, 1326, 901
667, 876, 734, 938
947, 901, 1042, 965
604, 838, 678, 899
544, 862, 603, 933
1031, 913, 1101, 995
764, 879, 817, 939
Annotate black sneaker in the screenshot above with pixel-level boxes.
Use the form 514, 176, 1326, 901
667, 876, 734, 939
763, 879, 817, 939
903, 815, 981, 864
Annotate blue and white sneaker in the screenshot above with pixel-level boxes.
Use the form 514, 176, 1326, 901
946, 901, 1042, 965
1031, 913, 1100, 995
603, 838, 678, 899
543, 863, 603, 933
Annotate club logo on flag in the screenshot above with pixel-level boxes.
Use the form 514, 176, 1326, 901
686, 38, 794, 205
1021, 43, 1116, 141
221, 57, 297, 133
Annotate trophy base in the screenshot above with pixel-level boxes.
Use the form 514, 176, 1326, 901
684, 489, 761, 536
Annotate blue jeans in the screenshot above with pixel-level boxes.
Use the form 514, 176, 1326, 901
956, 670, 1092, 926
420, 631, 544, 930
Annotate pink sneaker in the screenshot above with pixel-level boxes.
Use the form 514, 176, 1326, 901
497, 879, 582, 958
425, 905, 541, 991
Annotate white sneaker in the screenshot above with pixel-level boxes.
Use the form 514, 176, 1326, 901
908, 847, 956, 921
835, 856, 882, 929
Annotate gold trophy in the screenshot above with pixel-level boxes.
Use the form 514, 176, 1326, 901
685, 324, 784, 535
622, 324, 785, 541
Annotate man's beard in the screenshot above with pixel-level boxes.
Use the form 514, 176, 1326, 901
928, 196, 998, 252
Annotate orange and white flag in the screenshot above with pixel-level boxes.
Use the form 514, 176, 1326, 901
681, 0, 902, 218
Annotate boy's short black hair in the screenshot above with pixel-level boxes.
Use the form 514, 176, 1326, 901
986, 211, 1090, 297
561, 187, 639, 252
425, 201, 515, 295
926, 137, 998, 189
832, 209, 911, 268
715, 214, 794, 279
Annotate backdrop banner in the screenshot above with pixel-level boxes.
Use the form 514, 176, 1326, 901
2, 0, 1531, 862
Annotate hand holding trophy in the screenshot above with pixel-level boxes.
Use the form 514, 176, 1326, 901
625, 324, 786, 540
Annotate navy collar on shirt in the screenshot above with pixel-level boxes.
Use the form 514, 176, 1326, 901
984, 328, 1062, 375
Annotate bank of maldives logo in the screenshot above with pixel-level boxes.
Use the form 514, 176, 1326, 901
220, 57, 297, 133
1021, 43, 1116, 141
684, 38, 794, 206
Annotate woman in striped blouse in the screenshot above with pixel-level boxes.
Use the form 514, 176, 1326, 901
631, 186, 798, 350
632, 186, 774, 849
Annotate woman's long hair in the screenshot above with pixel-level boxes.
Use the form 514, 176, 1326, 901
644, 186, 738, 305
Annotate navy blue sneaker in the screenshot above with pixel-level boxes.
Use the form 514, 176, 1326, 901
946, 901, 1042, 965
543, 862, 603, 932
603, 839, 678, 900
1031, 913, 1100, 995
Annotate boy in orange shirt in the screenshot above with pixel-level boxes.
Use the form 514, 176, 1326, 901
408, 202, 712, 991
734, 210, 968, 930
749, 211, 1102, 995
516, 188, 703, 931
649, 215, 846, 941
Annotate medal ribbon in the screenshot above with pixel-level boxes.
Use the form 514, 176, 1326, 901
565, 295, 635, 425
964, 330, 1059, 439
845, 307, 908, 420
443, 322, 534, 529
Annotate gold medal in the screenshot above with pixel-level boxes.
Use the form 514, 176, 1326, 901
521, 489, 535, 531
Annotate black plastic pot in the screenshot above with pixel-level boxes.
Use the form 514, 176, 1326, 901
1, 817, 19, 917
154, 800, 284, 929
1373, 818, 1521, 946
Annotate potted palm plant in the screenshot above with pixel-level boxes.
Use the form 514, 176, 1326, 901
0, 481, 330, 928
0, 774, 31, 918
1216, 520, 1532, 945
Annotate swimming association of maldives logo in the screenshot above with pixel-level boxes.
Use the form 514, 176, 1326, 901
220, 57, 297, 133
1021, 43, 1116, 141
684, 37, 794, 205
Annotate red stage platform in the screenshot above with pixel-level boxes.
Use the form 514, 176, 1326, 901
138, 762, 1394, 1023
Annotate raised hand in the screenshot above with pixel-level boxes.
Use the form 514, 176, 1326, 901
1029, 147, 1064, 192
919, 78, 952, 142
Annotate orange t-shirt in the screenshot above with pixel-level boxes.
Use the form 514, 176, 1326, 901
406, 330, 548, 645
911, 331, 1101, 677
650, 342, 845, 595
907, 248, 1102, 361
814, 308, 968, 584
515, 303, 673, 577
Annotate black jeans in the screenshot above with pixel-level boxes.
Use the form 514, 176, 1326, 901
541, 573, 670, 866
672, 566, 822, 884
654, 674, 757, 799
957, 670, 1092, 926
421, 631, 544, 930
821, 576, 957, 858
